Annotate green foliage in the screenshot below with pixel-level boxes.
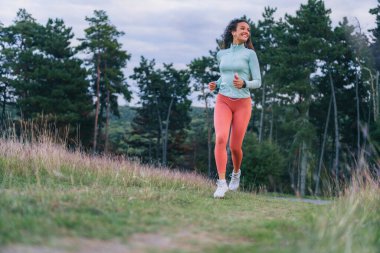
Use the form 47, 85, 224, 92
369, 1, 380, 70
107, 106, 136, 154
188, 53, 219, 177
188, 54, 219, 101
79, 9, 132, 112
241, 134, 287, 192
1, 9, 93, 145
0, 23, 16, 127
184, 107, 216, 175
78, 10, 132, 151
128, 57, 191, 167
310, 18, 372, 164
268, 0, 335, 195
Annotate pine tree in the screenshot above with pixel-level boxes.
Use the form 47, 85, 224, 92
41, 18, 93, 145
370, 0, 380, 71
368, 1, 380, 151
128, 57, 162, 163
78, 10, 131, 153
129, 57, 191, 167
250, 7, 280, 143
188, 53, 218, 177
273, 0, 332, 196
160, 63, 191, 167
3, 9, 93, 145
5, 9, 42, 120
0, 22, 16, 128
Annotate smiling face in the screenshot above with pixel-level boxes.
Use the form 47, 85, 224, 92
232, 22, 250, 44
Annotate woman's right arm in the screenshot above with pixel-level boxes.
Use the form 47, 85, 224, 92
208, 51, 221, 91
213, 51, 223, 90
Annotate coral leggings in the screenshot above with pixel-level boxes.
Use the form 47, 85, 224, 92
214, 94, 252, 178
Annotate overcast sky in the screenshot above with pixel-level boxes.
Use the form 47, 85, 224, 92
0, 0, 378, 106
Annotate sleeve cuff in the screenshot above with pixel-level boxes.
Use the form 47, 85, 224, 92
243, 78, 261, 89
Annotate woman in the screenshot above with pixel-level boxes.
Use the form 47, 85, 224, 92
209, 18, 261, 198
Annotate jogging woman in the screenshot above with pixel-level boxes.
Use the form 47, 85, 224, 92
209, 18, 261, 198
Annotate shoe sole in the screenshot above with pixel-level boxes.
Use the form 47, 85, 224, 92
213, 191, 228, 198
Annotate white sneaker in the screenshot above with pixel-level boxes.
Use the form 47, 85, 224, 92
229, 170, 241, 191
213, 179, 228, 198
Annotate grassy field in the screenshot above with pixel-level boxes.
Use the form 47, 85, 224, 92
0, 138, 379, 253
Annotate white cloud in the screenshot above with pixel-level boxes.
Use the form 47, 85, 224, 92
1, 0, 377, 68
0, 0, 378, 106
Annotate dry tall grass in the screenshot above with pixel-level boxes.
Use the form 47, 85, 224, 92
299, 159, 380, 253
0, 136, 213, 191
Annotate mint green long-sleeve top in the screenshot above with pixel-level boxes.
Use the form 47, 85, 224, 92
215, 43, 261, 98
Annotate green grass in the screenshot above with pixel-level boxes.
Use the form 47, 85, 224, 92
0, 139, 379, 253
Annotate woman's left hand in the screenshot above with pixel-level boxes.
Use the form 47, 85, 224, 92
233, 73, 244, 89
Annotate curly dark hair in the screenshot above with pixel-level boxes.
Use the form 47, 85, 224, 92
221, 18, 254, 50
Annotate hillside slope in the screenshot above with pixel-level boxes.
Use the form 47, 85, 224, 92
0, 138, 378, 253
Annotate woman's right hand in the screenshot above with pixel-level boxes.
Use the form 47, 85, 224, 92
208, 81, 216, 91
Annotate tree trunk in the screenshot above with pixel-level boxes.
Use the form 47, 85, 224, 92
154, 96, 174, 167
269, 105, 274, 143
300, 141, 308, 197
296, 147, 301, 196
93, 54, 101, 153
162, 97, 174, 167
1, 89, 6, 129
105, 89, 110, 154
329, 72, 340, 184
376, 71, 379, 122
299, 106, 310, 197
148, 141, 152, 164
202, 86, 212, 178
289, 163, 295, 193
315, 96, 332, 195
259, 81, 266, 143
155, 98, 163, 165
104, 61, 110, 154
192, 141, 197, 170
156, 131, 160, 165
355, 73, 360, 158
367, 67, 376, 122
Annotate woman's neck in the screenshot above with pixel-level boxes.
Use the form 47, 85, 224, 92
231, 42, 244, 47
232, 39, 245, 45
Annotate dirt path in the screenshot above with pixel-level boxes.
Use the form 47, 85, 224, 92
274, 196, 332, 205
1, 229, 249, 253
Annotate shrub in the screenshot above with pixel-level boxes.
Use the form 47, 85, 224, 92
240, 134, 287, 192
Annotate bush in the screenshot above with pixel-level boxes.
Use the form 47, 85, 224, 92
239, 134, 287, 192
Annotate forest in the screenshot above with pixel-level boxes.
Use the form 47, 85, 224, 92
1, 0, 380, 197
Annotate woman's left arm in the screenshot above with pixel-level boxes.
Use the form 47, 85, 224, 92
243, 51, 262, 89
